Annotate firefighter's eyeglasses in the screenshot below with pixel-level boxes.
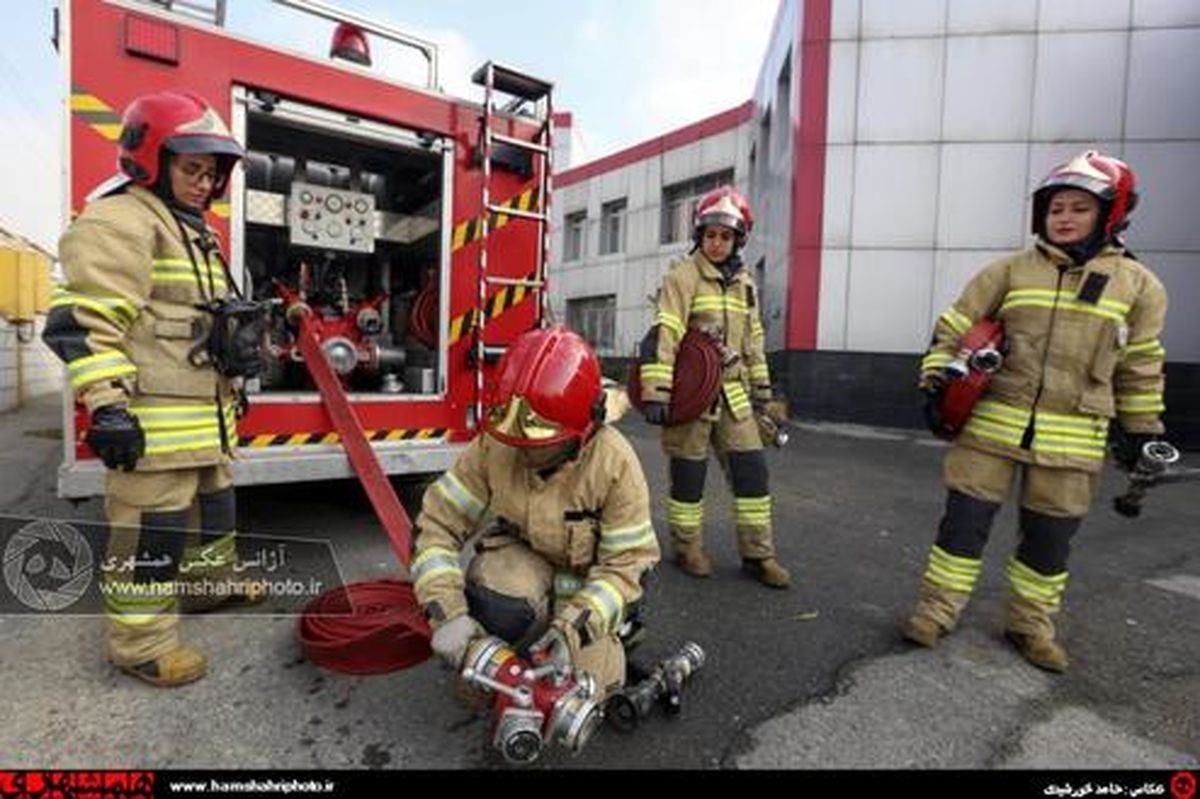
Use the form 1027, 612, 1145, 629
487, 395, 563, 441
177, 163, 218, 186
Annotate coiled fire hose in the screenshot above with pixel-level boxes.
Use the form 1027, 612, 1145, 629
627, 328, 724, 424
293, 311, 432, 673
409, 283, 438, 348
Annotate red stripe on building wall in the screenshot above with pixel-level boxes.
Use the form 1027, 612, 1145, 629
787, 0, 832, 351
555, 101, 754, 189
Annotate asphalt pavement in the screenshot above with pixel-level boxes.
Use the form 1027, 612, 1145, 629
0, 393, 1196, 771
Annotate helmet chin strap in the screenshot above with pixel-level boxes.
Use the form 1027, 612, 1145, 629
152, 151, 212, 229
522, 438, 581, 476
1061, 226, 1110, 265
1060, 199, 1115, 265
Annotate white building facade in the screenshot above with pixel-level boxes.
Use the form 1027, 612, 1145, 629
551, 0, 1200, 446
550, 104, 753, 359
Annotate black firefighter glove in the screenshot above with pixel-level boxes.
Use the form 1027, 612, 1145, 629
642, 401, 670, 426
86, 404, 145, 471
1111, 428, 1158, 472
918, 378, 946, 439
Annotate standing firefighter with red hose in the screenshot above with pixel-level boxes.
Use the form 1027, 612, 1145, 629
904, 151, 1170, 672
42, 91, 260, 686
638, 187, 790, 588
411, 326, 660, 700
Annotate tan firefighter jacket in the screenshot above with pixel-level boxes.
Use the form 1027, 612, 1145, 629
44, 184, 239, 470
412, 426, 660, 646
921, 242, 1167, 473
640, 251, 771, 421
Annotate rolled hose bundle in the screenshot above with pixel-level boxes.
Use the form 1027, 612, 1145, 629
297, 579, 432, 674
409, 284, 438, 348
627, 328, 724, 425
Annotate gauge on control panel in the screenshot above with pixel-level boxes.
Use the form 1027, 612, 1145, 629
289, 182, 375, 253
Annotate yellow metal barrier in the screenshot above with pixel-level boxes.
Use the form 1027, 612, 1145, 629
0, 245, 52, 323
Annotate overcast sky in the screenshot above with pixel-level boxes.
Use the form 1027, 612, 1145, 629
1, 0, 778, 251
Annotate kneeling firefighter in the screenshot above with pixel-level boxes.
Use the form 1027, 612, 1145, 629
637, 187, 790, 588
412, 325, 660, 702
904, 151, 1169, 672
43, 91, 263, 686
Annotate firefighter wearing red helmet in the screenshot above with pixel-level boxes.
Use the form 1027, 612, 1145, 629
904, 151, 1169, 672
638, 186, 790, 588
411, 326, 659, 698
43, 91, 255, 687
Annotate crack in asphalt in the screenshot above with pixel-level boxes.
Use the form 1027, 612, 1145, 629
716, 640, 914, 768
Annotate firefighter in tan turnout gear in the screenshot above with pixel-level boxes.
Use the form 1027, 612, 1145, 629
639, 187, 790, 588
903, 151, 1169, 672
43, 91, 258, 686
413, 326, 660, 699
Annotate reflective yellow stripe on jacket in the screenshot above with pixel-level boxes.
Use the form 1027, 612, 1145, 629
963, 399, 1108, 460
597, 520, 656, 555
412, 546, 464, 592
1000, 288, 1131, 324
67, 351, 137, 390
49, 288, 139, 329
654, 310, 685, 338
129, 403, 235, 455
723, 380, 751, 419
152, 257, 228, 291
690, 295, 748, 316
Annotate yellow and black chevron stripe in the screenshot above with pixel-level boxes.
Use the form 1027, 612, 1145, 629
239, 428, 448, 448
70, 86, 123, 141
447, 272, 537, 345
450, 186, 540, 252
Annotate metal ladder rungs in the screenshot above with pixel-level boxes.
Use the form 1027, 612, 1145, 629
487, 131, 550, 155
486, 204, 546, 223
484, 276, 545, 288
472, 62, 553, 103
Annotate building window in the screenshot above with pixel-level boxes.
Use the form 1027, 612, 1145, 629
660, 169, 736, 244
599, 199, 627, 256
773, 50, 792, 165
566, 295, 616, 353
563, 210, 586, 262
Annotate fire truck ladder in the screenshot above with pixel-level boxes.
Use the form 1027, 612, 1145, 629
470, 61, 554, 426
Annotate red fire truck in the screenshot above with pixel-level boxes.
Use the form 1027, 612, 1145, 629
56, 0, 553, 498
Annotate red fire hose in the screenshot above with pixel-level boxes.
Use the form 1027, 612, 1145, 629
627, 328, 724, 425
292, 311, 433, 673
409, 284, 438, 348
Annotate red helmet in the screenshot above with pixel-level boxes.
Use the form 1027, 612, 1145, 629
485, 325, 604, 449
1032, 150, 1138, 240
117, 91, 244, 204
693, 186, 753, 245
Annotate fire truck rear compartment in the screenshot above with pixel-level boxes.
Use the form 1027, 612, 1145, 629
240, 102, 445, 396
